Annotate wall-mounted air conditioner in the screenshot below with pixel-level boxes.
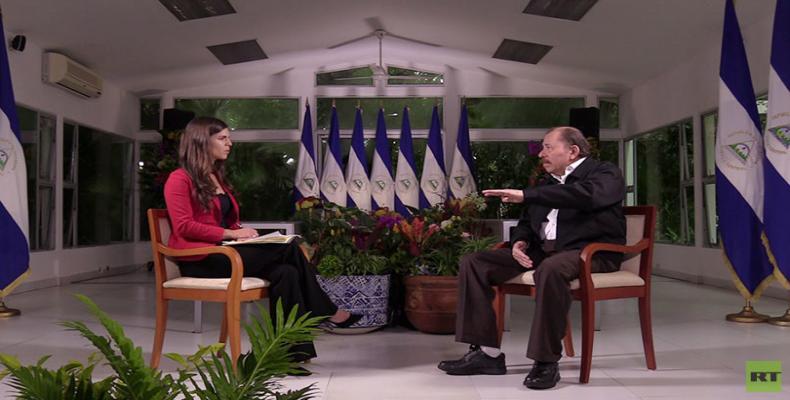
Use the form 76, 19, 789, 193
42, 52, 103, 98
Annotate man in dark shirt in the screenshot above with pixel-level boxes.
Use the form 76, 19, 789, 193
438, 126, 626, 390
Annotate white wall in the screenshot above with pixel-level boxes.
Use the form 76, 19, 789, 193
622, 11, 784, 298
8, 33, 149, 292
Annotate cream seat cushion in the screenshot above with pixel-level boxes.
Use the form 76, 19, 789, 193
163, 277, 269, 291
505, 270, 644, 290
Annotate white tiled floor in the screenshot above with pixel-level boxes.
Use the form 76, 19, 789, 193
1, 270, 789, 399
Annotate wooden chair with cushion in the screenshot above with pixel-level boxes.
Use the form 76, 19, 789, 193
147, 209, 270, 368
493, 205, 657, 383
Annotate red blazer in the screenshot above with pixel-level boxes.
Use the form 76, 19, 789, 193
164, 168, 241, 261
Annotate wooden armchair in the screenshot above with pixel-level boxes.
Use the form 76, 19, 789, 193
493, 205, 657, 383
147, 209, 270, 368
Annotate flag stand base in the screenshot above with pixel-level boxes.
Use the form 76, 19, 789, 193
0, 301, 21, 318
726, 303, 769, 323
767, 308, 790, 327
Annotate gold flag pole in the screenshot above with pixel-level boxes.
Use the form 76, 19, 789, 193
0, 299, 21, 318
726, 299, 769, 323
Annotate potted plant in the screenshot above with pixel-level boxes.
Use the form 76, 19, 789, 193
293, 198, 396, 333
399, 194, 496, 334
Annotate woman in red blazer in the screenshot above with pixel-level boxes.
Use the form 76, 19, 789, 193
164, 117, 360, 363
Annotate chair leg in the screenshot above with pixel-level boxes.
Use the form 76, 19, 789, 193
219, 310, 228, 344
225, 300, 242, 367
580, 299, 595, 384
563, 314, 575, 357
638, 296, 657, 370
150, 298, 168, 368
493, 287, 506, 346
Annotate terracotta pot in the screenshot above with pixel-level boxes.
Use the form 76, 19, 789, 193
404, 275, 458, 334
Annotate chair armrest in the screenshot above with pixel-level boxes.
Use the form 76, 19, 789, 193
577, 239, 651, 290
157, 244, 245, 292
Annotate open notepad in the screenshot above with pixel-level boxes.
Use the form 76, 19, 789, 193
222, 231, 301, 246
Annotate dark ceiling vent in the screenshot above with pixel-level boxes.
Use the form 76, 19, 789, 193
207, 40, 268, 65
492, 39, 552, 64
522, 0, 598, 21
158, 0, 236, 22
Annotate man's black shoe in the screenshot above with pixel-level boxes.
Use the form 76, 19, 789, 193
523, 362, 560, 390
438, 348, 506, 376
437, 345, 479, 371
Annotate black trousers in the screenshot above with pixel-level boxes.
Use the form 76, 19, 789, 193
178, 242, 338, 360
455, 243, 617, 362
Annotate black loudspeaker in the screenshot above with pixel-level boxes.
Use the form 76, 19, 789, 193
569, 107, 600, 140
162, 108, 195, 132
10, 35, 26, 52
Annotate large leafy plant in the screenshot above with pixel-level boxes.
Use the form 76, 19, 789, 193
0, 295, 322, 400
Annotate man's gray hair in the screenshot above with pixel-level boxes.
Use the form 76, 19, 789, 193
549, 126, 591, 158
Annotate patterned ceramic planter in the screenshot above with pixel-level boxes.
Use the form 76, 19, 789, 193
317, 274, 391, 333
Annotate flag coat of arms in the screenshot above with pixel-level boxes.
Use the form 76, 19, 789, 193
294, 103, 319, 202
420, 105, 448, 208
370, 108, 394, 210
764, 0, 790, 286
346, 108, 371, 210
449, 104, 476, 199
320, 106, 347, 206
0, 16, 30, 297
715, 0, 774, 300
394, 107, 419, 215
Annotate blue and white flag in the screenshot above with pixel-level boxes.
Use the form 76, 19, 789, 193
0, 16, 30, 297
370, 108, 394, 210
765, 0, 790, 287
449, 104, 476, 199
394, 107, 419, 215
294, 103, 319, 202
715, 0, 773, 300
419, 105, 447, 208
320, 106, 347, 206
346, 107, 371, 210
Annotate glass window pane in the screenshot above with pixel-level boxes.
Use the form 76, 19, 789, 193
624, 140, 634, 187
174, 98, 298, 130
682, 120, 694, 180
138, 142, 162, 241
38, 186, 54, 250
704, 183, 719, 247
466, 97, 585, 129
16, 105, 37, 131
598, 140, 619, 166
225, 142, 299, 220
63, 187, 75, 248
316, 66, 373, 86
472, 141, 543, 218
387, 66, 444, 85
38, 115, 55, 181
316, 98, 441, 130
76, 127, 133, 246
140, 98, 161, 131
599, 97, 619, 129
626, 191, 636, 206
702, 112, 717, 177
63, 123, 77, 183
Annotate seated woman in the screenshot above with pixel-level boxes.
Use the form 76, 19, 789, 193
164, 116, 360, 362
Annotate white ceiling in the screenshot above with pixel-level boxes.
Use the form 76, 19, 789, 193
2, 0, 775, 94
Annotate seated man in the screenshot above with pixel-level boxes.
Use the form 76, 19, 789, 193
438, 126, 626, 390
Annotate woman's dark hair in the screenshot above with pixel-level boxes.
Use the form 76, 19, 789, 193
178, 117, 232, 210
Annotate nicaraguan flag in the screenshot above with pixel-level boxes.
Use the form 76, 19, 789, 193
0, 16, 30, 297
715, 0, 773, 300
419, 105, 447, 208
345, 107, 371, 210
370, 108, 394, 210
294, 103, 319, 202
320, 106, 347, 206
394, 107, 419, 215
449, 104, 477, 199
764, 0, 790, 287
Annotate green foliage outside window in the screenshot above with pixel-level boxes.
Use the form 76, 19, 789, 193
387, 66, 444, 85
316, 98, 441, 130
599, 97, 620, 129
465, 97, 585, 129
472, 141, 544, 219
139, 98, 160, 130
174, 98, 298, 130
316, 66, 373, 86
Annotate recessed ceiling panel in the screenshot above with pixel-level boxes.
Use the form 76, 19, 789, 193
523, 0, 598, 21
207, 40, 268, 65
493, 39, 552, 64
158, 0, 236, 22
